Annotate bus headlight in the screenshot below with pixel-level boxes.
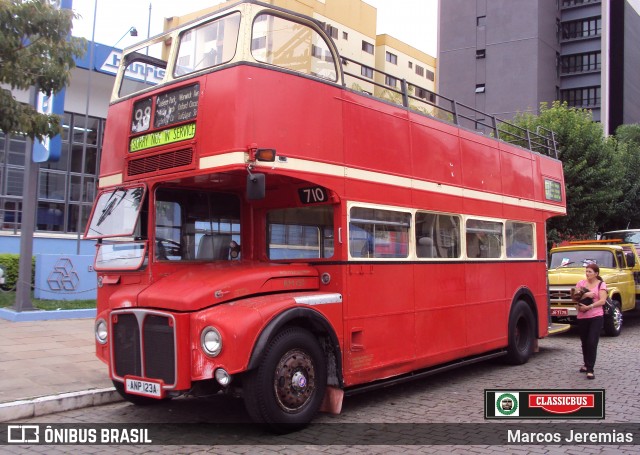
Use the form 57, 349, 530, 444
201, 327, 222, 356
215, 368, 232, 386
95, 319, 108, 344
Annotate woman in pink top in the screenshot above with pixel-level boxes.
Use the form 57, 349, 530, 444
575, 262, 607, 379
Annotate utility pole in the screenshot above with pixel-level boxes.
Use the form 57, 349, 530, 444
14, 87, 39, 312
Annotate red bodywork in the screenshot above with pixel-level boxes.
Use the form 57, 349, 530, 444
93, 45, 565, 393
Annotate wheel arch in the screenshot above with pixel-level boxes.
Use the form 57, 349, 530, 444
247, 306, 343, 387
511, 286, 539, 336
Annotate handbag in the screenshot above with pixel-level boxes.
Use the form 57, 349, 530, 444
603, 297, 614, 316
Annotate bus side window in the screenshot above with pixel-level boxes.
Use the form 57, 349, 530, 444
506, 221, 534, 258
416, 212, 461, 259
349, 207, 410, 259
466, 219, 503, 258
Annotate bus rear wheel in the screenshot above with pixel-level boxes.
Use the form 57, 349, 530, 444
504, 300, 535, 365
243, 327, 327, 433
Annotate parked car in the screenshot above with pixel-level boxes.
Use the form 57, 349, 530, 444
548, 242, 640, 336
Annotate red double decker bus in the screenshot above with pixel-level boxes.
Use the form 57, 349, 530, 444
86, 1, 566, 430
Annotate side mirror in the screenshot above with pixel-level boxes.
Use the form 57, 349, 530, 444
626, 252, 636, 268
246, 173, 265, 200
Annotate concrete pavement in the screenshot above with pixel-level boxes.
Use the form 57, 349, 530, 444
0, 317, 120, 422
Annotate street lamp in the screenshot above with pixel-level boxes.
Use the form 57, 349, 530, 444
75, 20, 138, 255
112, 26, 138, 50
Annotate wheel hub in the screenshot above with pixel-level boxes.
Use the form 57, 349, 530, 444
274, 348, 315, 413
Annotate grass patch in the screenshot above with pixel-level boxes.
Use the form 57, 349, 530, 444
0, 291, 96, 310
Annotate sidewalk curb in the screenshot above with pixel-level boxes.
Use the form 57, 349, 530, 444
0, 388, 122, 422
0, 308, 96, 322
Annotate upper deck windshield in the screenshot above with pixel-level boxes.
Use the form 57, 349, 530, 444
118, 41, 168, 99
115, 5, 338, 101
173, 12, 241, 77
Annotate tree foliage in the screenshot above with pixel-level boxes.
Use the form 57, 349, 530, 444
0, 0, 85, 140
606, 124, 640, 230
507, 101, 623, 243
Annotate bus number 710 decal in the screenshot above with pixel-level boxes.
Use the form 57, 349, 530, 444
298, 187, 328, 204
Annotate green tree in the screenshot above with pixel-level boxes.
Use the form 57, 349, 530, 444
615, 123, 640, 148
506, 101, 622, 243
606, 124, 640, 230
0, 0, 85, 141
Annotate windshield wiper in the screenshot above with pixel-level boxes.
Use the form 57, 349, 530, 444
95, 187, 126, 227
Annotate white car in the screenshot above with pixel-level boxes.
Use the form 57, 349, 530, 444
600, 229, 640, 249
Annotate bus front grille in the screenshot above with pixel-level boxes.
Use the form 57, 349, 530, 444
112, 311, 176, 386
127, 148, 193, 177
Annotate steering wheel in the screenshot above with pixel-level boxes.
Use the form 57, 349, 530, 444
156, 238, 181, 260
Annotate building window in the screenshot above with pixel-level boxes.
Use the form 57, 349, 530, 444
325, 24, 338, 39
0, 112, 104, 234
475, 84, 486, 93
408, 61, 413, 69
311, 44, 323, 59
560, 51, 601, 74
386, 51, 397, 65
560, 86, 601, 107
415, 65, 424, 76
361, 65, 373, 79
561, 16, 601, 40
343, 31, 348, 40
561, 0, 598, 7
385, 75, 398, 88
426, 70, 435, 81
476, 49, 486, 59
477, 16, 486, 27
362, 40, 374, 54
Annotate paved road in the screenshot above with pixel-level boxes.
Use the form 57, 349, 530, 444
4, 313, 640, 453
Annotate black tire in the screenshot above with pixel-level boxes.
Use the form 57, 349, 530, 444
113, 380, 171, 406
243, 327, 327, 433
504, 300, 535, 365
603, 299, 623, 337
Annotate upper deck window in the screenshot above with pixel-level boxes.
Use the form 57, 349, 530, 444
119, 41, 168, 99
251, 13, 337, 82
173, 12, 241, 78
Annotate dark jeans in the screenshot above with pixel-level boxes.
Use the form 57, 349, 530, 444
578, 316, 603, 373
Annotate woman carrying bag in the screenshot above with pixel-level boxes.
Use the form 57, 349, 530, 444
574, 263, 607, 379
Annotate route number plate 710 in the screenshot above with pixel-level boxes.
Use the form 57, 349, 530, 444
125, 376, 164, 398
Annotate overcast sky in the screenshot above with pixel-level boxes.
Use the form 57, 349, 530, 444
71, 0, 438, 56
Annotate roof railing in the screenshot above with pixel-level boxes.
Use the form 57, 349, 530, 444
341, 57, 558, 159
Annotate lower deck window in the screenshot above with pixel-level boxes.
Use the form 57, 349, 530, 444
267, 206, 334, 260
349, 207, 410, 259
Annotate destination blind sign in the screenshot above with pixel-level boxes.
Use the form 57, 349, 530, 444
154, 83, 200, 129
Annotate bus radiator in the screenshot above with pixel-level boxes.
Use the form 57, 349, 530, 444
112, 311, 176, 385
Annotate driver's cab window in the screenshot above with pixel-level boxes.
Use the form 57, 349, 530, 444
267, 206, 334, 260
154, 188, 240, 261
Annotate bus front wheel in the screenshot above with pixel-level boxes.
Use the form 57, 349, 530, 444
504, 300, 535, 365
243, 327, 327, 433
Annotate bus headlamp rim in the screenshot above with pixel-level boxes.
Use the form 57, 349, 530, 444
201, 326, 223, 356
95, 318, 108, 344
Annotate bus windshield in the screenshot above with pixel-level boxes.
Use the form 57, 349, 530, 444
154, 188, 241, 261
85, 186, 146, 239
